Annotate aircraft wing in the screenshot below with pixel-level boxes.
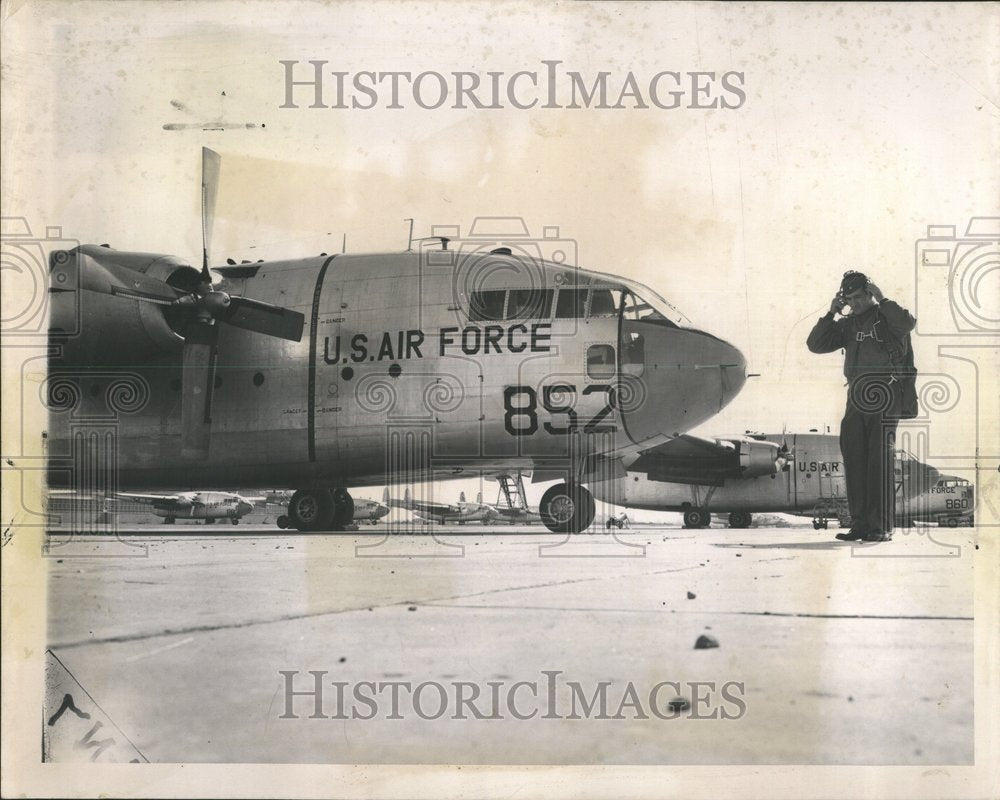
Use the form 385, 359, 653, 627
409, 501, 461, 517
384, 496, 458, 516
114, 492, 184, 505
628, 434, 788, 486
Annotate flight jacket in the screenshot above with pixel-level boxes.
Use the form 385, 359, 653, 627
806, 299, 916, 383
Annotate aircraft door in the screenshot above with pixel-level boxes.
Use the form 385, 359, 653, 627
311, 264, 346, 466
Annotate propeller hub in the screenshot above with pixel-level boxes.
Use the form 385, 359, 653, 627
202, 291, 231, 314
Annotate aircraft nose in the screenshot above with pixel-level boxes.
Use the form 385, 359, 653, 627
239, 501, 253, 515
619, 326, 747, 446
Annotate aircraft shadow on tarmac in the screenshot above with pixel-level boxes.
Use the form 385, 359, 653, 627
711, 540, 859, 551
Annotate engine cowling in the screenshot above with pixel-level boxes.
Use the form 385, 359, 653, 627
49, 245, 202, 365
737, 438, 788, 478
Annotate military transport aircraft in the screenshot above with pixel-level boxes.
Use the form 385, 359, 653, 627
587, 432, 975, 529
388, 488, 496, 525
112, 490, 259, 525
45, 148, 749, 534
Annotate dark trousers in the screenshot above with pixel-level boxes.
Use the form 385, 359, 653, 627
840, 379, 900, 534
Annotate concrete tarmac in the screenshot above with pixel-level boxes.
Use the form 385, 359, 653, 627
45, 523, 975, 764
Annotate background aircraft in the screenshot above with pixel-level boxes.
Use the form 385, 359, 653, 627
588, 432, 975, 529
112, 490, 259, 525
387, 488, 496, 525
45, 149, 748, 534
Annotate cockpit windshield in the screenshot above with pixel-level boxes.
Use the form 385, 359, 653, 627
465, 270, 691, 327
621, 290, 674, 325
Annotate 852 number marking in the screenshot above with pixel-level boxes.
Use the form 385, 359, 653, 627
503, 384, 616, 436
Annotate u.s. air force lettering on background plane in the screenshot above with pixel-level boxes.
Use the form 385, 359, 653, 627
46, 148, 748, 534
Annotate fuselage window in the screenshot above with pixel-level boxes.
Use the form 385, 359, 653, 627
589, 287, 622, 318
587, 344, 616, 379
469, 289, 507, 321
506, 288, 554, 320
555, 288, 588, 319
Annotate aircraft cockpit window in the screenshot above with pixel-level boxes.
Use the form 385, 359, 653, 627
506, 288, 554, 320
587, 344, 616, 378
469, 289, 507, 321
588, 287, 622, 318
555, 288, 588, 319
622, 290, 677, 327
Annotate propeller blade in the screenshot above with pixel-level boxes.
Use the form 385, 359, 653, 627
201, 147, 221, 282
180, 321, 219, 460
223, 296, 305, 341
109, 286, 177, 306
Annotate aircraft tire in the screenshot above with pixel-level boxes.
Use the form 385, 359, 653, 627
728, 512, 752, 529
683, 509, 710, 529
539, 483, 595, 534
231, 518, 239, 526
331, 488, 354, 529
289, 489, 334, 532
276, 515, 289, 530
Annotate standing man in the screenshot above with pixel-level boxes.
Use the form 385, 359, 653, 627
807, 271, 916, 542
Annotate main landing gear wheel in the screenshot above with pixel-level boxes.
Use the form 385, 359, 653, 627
288, 488, 334, 532
231, 518, 239, 526
331, 487, 354, 530
728, 512, 752, 529
683, 509, 711, 529
539, 483, 595, 534
276, 515, 289, 530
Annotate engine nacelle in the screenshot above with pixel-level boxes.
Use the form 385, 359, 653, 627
737, 438, 787, 478
49, 245, 202, 365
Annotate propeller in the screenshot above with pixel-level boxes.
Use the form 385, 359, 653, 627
776, 423, 793, 472
104, 147, 305, 460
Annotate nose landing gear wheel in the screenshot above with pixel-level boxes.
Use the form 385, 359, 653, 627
276, 515, 289, 530
539, 483, 595, 534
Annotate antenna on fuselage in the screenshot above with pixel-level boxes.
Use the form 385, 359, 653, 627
412, 236, 449, 251
404, 218, 414, 251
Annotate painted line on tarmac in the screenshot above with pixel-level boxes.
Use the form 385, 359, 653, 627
124, 636, 195, 662
417, 603, 973, 621
49, 564, 708, 650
